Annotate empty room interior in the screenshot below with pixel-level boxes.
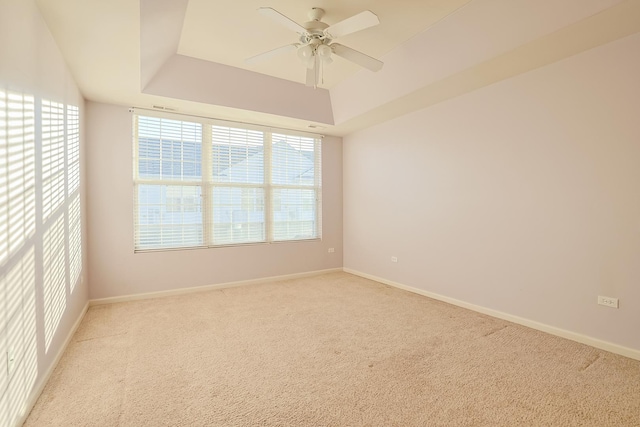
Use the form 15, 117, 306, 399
2, 0, 640, 425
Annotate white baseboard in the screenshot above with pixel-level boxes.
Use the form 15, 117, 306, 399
344, 268, 640, 361
17, 301, 90, 426
89, 268, 344, 306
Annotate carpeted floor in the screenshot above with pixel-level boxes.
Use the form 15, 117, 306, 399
25, 272, 640, 426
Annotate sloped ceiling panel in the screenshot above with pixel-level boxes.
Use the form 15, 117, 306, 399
140, 0, 333, 125
144, 54, 334, 124
329, 0, 633, 128
140, 0, 188, 89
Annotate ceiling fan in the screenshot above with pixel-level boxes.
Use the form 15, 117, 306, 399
246, 7, 384, 88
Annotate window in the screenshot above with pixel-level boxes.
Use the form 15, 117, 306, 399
133, 113, 322, 251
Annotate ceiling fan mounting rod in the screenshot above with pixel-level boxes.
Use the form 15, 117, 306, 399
308, 7, 325, 21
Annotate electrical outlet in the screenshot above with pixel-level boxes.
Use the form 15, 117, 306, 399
391, 256, 398, 263
7, 349, 16, 377
597, 296, 619, 308
328, 248, 335, 253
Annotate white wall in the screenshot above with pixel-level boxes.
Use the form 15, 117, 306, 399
0, 0, 88, 425
343, 33, 640, 352
86, 102, 343, 299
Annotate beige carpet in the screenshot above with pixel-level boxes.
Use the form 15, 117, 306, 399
25, 272, 640, 426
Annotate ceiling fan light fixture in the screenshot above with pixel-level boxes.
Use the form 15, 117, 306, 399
297, 44, 314, 61
316, 43, 332, 61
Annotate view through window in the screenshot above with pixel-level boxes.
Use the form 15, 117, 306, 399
133, 114, 322, 251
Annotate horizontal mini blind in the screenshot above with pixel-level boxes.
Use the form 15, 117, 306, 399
134, 116, 204, 250
271, 133, 321, 241
133, 110, 321, 251
211, 125, 265, 245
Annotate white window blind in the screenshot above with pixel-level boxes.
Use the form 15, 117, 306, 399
135, 116, 203, 250
133, 112, 322, 251
271, 133, 321, 241
211, 125, 265, 245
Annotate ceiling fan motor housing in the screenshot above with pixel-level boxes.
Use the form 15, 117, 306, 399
300, 16, 329, 44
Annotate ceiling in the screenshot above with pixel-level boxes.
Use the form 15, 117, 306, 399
35, 0, 640, 136
177, 0, 471, 88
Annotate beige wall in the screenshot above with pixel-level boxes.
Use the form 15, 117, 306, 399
86, 103, 343, 299
0, 0, 88, 425
343, 33, 640, 351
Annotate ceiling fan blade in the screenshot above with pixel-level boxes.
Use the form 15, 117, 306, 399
331, 43, 383, 72
324, 10, 379, 39
245, 44, 298, 65
258, 7, 307, 34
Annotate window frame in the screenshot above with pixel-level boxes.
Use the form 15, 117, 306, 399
132, 110, 323, 252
